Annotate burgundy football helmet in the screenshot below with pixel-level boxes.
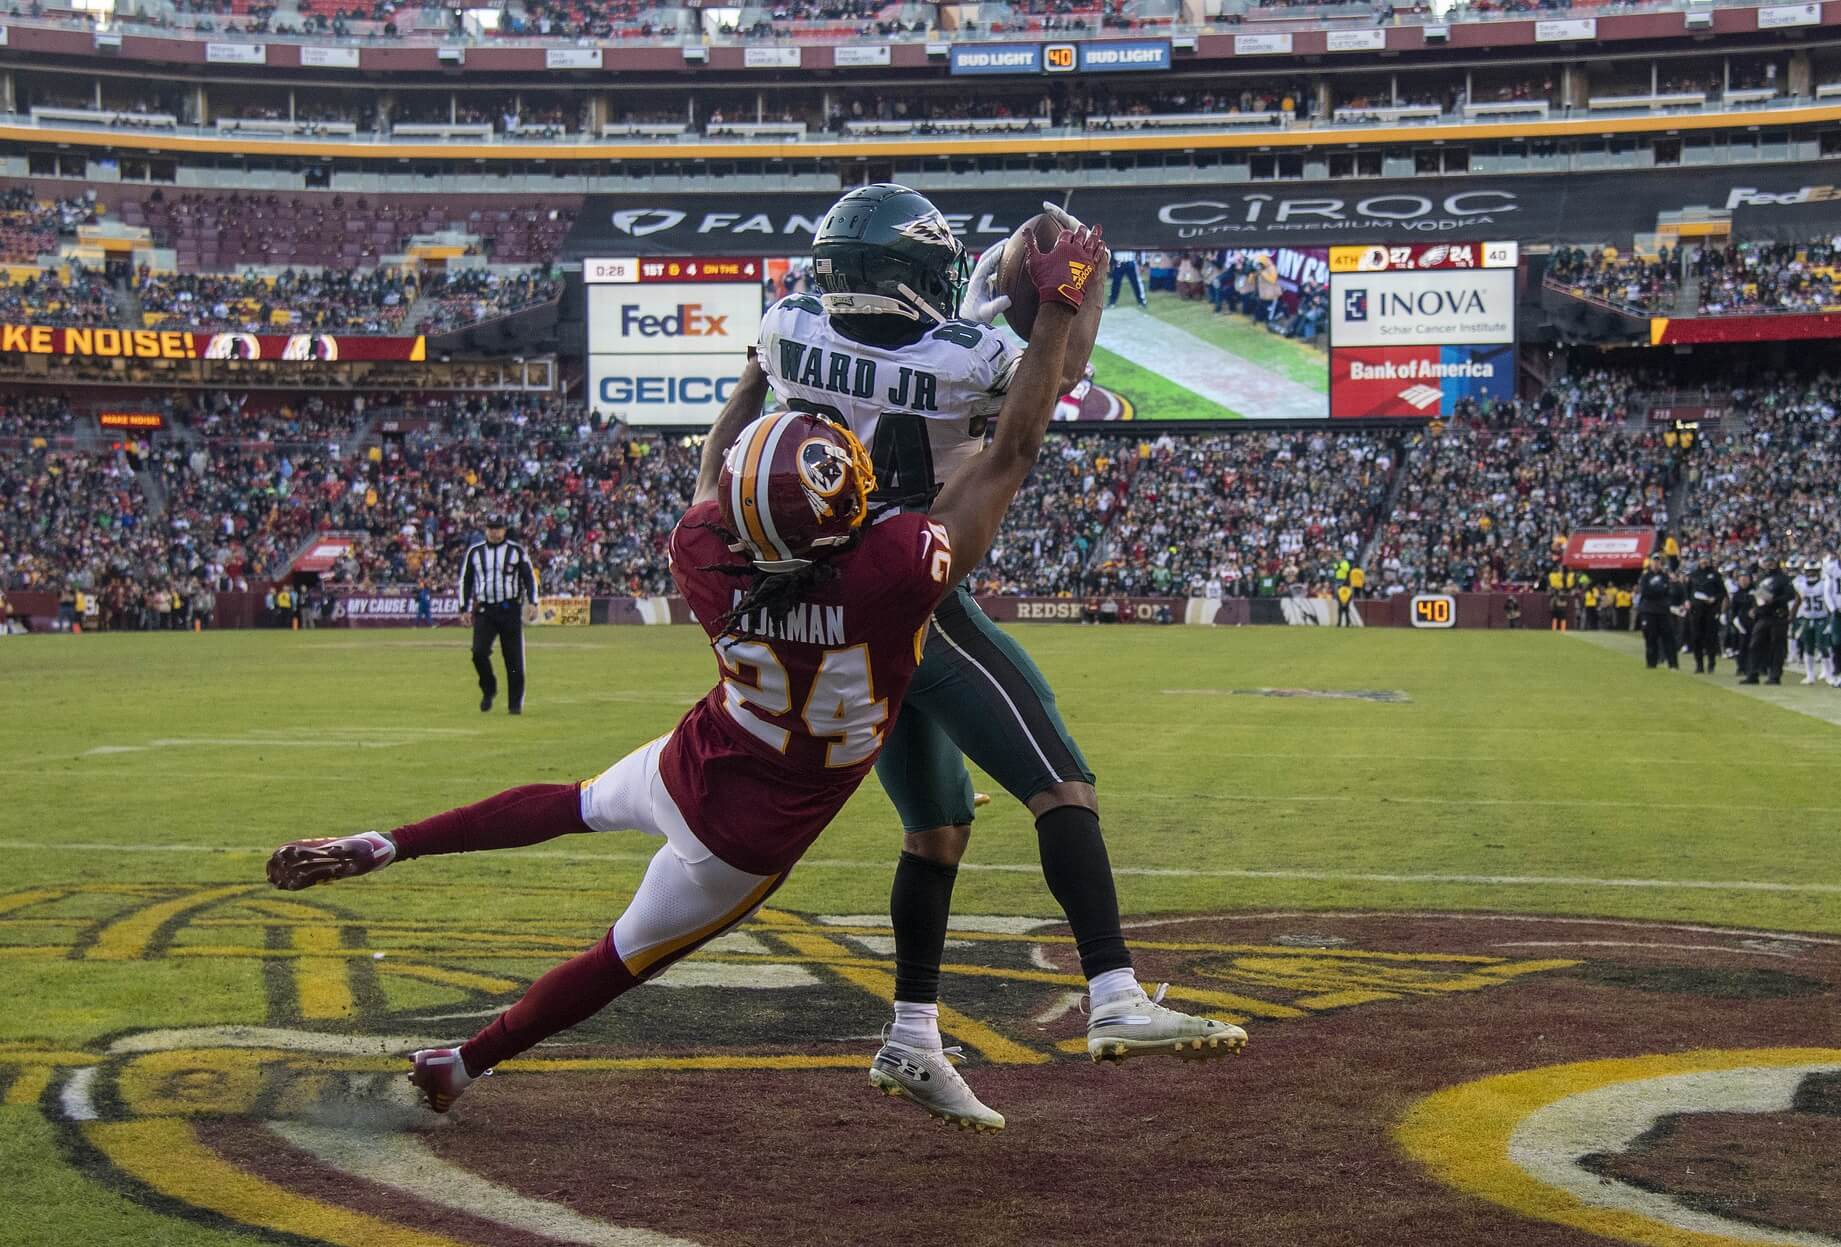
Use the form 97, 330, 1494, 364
719, 411, 877, 571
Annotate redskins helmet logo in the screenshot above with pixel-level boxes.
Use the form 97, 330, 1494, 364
796, 437, 851, 517
282, 334, 340, 362
203, 333, 262, 360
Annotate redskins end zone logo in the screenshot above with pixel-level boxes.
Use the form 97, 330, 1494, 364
7, 888, 1837, 1247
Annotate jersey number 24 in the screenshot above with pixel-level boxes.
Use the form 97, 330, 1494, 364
718, 641, 889, 768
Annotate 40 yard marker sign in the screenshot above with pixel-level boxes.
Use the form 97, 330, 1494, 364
4, 886, 1838, 1247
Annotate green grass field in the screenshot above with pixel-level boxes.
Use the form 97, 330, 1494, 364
1140, 291, 1329, 393
3, 625, 1839, 1246
1086, 344, 1245, 421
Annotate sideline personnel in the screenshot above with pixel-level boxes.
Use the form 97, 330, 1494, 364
460, 513, 538, 714
1744, 557, 1793, 686
1637, 558, 1679, 670
1686, 556, 1726, 674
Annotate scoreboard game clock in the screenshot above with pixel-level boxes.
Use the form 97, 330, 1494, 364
1411, 593, 1456, 628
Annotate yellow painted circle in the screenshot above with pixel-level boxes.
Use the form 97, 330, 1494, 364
1396, 1047, 1841, 1247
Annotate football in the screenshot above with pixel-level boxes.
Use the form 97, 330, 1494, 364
995, 211, 1065, 340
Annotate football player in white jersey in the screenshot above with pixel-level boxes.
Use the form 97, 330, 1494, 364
1825, 552, 1841, 687
758, 185, 1244, 1132
1793, 559, 1832, 685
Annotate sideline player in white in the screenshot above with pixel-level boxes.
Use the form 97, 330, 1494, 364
1824, 551, 1841, 688
758, 185, 1244, 1132
1793, 558, 1833, 686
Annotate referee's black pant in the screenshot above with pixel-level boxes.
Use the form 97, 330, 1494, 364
472, 602, 526, 710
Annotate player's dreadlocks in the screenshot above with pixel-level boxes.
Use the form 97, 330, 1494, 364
698, 526, 861, 636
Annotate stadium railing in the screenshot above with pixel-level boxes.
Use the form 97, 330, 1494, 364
9, 0, 1824, 48
6, 92, 1837, 155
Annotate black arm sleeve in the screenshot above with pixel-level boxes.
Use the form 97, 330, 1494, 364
460, 546, 477, 611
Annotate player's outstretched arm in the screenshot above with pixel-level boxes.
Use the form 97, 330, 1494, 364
930, 224, 1105, 588
692, 354, 769, 507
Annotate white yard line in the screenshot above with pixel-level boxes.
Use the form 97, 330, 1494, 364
3, 839, 1836, 896
270, 1122, 705, 1247
1096, 306, 1325, 420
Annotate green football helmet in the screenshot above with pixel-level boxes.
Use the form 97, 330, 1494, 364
811, 184, 969, 326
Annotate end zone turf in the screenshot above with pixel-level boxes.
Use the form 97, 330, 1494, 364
22, 899, 1839, 1247
5, 628, 1840, 1245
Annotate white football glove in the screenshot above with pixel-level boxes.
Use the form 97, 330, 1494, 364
959, 241, 1011, 325
1039, 200, 1085, 232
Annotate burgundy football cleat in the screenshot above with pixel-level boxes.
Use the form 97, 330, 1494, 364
266, 831, 397, 891
408, 1048, 478, 1112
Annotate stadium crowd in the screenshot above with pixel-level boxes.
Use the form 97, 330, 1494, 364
8, 371, 1841, 620
1546, 245, 1682, 314
1091, 429, 1399, 597
1694, 240, 1841, 315
1548, 237, 1841, 316
1382, 400, 1677, 593
1674, 375, 1841, 564
0, 265, 117, 327
135, 268, 420, 334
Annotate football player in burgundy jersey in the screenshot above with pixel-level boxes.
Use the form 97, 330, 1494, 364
262, 224, 1184, 1127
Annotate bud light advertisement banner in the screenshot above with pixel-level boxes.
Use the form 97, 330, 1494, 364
948, 43, 1040, 74
1078, 40, 1171, 72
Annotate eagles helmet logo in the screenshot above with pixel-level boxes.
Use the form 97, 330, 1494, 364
892, 212, 958, 250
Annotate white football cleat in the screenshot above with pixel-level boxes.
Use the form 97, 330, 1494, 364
869, 1034, 1004, 1133
1086, 983, 1248, 1063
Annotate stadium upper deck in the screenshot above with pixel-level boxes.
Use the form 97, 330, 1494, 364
2, 0, 1840, 170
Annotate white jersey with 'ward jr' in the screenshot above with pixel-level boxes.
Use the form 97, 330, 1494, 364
757, 294, 1020, 508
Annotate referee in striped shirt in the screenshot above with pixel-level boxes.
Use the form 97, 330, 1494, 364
460, 513, 538, 714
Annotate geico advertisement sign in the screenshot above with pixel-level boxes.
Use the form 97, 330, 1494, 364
589, 357, 742, 425
588, 284, 759, 354
1330, 269, 1515, 347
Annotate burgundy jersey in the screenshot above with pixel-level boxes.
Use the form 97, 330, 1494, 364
658, 499, 950, 875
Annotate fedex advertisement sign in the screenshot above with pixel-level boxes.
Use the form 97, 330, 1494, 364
587, 259, 759, 424
589, 284, 755, 355
620, 303, 730, 338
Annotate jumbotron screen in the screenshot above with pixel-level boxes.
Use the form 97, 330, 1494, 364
1327, 242, 1519, 419
775, 250, 1336, 424
588, 244, 1515, 425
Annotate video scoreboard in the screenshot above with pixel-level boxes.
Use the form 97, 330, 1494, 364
585, 256, 762, 426
1328, 242, 1519, 420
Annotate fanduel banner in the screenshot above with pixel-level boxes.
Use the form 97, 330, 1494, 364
563, 164, 1841, 256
